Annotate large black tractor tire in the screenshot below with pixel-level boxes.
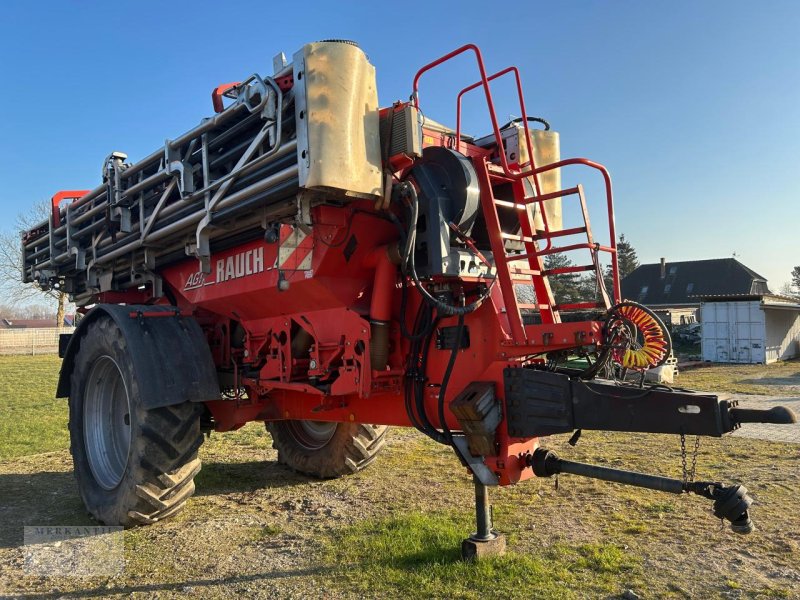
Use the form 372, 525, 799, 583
68, 317, 204, 526
266, 420, 388, 478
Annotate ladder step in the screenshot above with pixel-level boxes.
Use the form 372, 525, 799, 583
521, 186, 581, 205
486, 164, 516, 180
509, 266, 541, 276
532, 226, 588, 241
516, 242, 615, 259
554, 301, 607, 311
543, 265, 596, 276
501, 232, 532, 242
502, 226, 589, 244
493, 199, 525, 210
518, 303, 552, 311
503, 253, 539, 265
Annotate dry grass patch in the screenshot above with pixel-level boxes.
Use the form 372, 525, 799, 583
678, 359, 800, 396
1, 356, 798, 599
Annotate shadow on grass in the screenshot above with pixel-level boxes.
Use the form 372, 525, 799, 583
738, 373, 800, 388
0, 460, 312, 549
0, 471, 90, 549
11, 567, 333, 599
193, 459, 316, 495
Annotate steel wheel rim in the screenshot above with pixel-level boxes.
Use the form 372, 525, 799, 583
83, 356, 132, 490
287, 420, 337, 450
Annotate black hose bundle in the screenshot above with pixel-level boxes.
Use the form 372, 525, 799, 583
395, 179, 496, 446
397, 182, 495, 317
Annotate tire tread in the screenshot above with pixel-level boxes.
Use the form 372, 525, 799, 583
68, 315, 204, 527
267, 421, 387, 479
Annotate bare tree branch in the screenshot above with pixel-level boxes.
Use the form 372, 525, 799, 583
0, 199, 69, 318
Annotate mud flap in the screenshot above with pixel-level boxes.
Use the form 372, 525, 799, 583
57, 304, 220, 408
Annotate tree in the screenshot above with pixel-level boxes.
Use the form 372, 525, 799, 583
0, 200, 69, 326
778, 282, 799, 299
519, 235, 639, 308
616, 234, 640, 279
792, 266, 800, 294
604, 233, 639, 294
544, 252, 582, 304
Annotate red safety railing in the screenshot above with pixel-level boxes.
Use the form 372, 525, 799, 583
454, 65, 558, 251
413, 44, 622, 340
51, 190, 90, 228
413, 45, 537, 183
454, 66, 540, 189
529, 159, 620, 302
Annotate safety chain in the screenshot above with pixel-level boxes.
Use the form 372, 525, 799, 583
680, 433, 701, 484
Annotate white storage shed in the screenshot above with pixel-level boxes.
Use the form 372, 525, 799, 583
700, 294, 800, 364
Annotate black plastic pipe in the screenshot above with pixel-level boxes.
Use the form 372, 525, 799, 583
530, 448, 684, 494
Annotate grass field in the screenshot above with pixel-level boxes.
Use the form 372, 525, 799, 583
677, 360, 800, 396
0, 355, 798, 599
0, 355, 65, 460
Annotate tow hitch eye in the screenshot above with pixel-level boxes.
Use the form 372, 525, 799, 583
529, 449, 756, 534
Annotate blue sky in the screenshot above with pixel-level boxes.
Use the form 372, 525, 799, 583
1, 1, 798, 288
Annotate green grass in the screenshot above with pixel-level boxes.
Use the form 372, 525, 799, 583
759, 587, 791, 598
2, 355, 799, 598
251, 523, 283, 538
320, 511, 640, 599
677, 358, 800, 395
0, 355, 67, 460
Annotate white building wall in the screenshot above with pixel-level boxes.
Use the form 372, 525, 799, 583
764, 308, 800, 363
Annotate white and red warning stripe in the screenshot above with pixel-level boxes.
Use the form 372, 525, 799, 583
277, 225, 314, 271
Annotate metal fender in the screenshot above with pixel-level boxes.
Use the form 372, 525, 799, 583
57, 304, 221, 408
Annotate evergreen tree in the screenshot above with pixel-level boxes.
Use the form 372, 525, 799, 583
539, 236, 640, 307
604, 233, 639, 294
544, 253, 582, 304
617, 233, 640, 279
792, 266, 800, 294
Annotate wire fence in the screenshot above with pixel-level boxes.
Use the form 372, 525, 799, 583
0, 327, 75, 355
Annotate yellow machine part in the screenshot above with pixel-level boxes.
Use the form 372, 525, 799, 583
516, 126, 562, 232
297, 42, 383, 200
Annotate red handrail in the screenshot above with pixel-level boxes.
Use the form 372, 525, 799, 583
413, 45, 525, 182
51, 190, 89, 228
454, 66, 541, 195
413, 45, 621, 303
532, 158, 620, 302
455, 66, 562, 251
211, 82, 240, 113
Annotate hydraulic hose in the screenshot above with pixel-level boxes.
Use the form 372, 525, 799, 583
609, 301, 672, 369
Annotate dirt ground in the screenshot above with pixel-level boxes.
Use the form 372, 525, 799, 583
1, 358, 799, 599
1, 426, 799, 599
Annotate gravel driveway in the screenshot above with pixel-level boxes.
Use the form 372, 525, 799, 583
729, 394, 800, 444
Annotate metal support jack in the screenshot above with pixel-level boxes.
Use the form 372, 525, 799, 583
462, 475, 506, 560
